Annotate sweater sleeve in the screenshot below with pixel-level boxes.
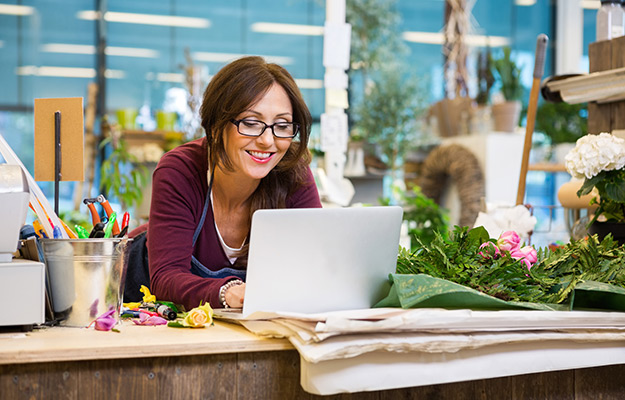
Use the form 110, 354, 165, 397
147, 162, 232, 311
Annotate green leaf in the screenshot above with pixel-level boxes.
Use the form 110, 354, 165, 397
605, 181, 625, 203
577, 173, 605, 196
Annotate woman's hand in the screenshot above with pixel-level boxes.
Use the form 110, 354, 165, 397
225, 282, 246, 308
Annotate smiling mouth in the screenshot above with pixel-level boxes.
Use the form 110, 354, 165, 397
246, 150, 275, 163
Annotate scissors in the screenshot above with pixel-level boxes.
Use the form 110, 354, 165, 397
83, 195, 121, 236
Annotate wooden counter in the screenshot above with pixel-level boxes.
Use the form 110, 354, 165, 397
0, 320, 291, 365
2, 320, 625, 399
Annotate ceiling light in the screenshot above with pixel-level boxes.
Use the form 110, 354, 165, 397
580, 0, 600, 9
77, 10, 210, 28
0, 4, 34, 15
16, 65, 125, 79
402, 31, 510, 47
251, 22, 324, 36
295, 79, 324, 89
192, 51, 294, 65
41, 43, 159, 58
515, 0, 536, 5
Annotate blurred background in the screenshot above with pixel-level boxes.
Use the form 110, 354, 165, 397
0, 0, 604, 246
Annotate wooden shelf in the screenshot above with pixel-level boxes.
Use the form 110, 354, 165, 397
528, 163, 567, 173
121, 130, 184, 149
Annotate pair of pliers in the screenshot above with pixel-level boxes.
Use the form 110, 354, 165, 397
83, 195, 120, 236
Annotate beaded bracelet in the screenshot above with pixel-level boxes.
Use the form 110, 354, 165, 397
219, 279, 244, 308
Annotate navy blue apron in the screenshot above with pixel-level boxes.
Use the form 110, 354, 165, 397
189, 172, 247, 281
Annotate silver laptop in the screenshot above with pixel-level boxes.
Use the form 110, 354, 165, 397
217, 206, 403, 318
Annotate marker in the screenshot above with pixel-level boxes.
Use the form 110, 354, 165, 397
116, 226, 128, 238
156, 304, 177, 320
121, 212, 130, 230
120, 310, 141, 318
74, 225, 89, 239
52, 226, 63, 239
33, 220, 48, 238
103, 212, 117, 238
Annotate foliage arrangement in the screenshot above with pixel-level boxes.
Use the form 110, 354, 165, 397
565, 132, 625, 224
535, 102, 587, 145
476, 48, 495, 105
492, 47, 523, 102
397, 226, 625, 305
347, 0, 407, 88
100, 135, 148, 211
352, 66, 427, 173
347, 0, 428, 173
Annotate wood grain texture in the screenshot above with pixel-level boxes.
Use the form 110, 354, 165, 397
0, 321, 292, 365
611, 37, 625, 131
1, 351, 625, 399
588, 40, 612, 134
575, 363, 625, 400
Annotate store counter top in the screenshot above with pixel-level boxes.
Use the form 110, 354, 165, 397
0, 320, 291, 365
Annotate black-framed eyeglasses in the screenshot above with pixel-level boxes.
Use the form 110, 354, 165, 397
230, 119, 300, 139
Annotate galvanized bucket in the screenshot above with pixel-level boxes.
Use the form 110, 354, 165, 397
41, 238, 129, 327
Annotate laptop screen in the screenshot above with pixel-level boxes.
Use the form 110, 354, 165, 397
240, 206, 403, 316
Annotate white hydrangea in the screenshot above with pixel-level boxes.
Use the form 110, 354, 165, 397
564, 132, 625, 179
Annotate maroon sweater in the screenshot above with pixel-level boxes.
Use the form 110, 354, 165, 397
147, 137, 322, 310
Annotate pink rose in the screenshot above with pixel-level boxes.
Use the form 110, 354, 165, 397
497, 231, 521, 252
511, 245, 538, 270
479, 242, 500, 259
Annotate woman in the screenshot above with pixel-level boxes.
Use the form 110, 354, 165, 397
146, 56, 322, 311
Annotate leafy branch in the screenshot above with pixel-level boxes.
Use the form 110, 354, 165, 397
100, 136, 148, 210
398, 226, 625, 304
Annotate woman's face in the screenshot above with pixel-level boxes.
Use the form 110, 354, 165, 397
223, 82, 294, 181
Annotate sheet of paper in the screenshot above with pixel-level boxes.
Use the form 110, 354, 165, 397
326, 88, 349, 109
34, 97, 84, 181
323, 23, 351, 70
324, 70, 349, 90
320, 112, 348, 152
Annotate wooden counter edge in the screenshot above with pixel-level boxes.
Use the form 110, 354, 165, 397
0, 320, 293, 366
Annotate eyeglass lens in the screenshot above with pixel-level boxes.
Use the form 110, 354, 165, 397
237, 119, 298, 138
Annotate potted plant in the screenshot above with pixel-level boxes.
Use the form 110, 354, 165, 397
565, 132, 625, 244
352, 65, 427, 181
491, 47, 523, 132
535, 101, 587, 163
473, 48, 496, 134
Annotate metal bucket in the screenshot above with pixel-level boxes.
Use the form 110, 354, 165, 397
40, 238, 129, 327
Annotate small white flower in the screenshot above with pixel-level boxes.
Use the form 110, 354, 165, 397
565, 133, 625, 179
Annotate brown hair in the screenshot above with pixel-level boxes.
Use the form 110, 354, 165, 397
199, 56, 313, 263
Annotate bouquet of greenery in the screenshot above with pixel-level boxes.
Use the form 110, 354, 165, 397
565, 132, 625, 224
381, 226, 625, 310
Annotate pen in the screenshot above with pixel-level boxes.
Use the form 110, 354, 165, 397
120, 310, 141, 318
116, 226, 128, 238
133, 308, 159, 317
33, 220, 48, 238
122, 212, 130, 230
53, 225, 62, 239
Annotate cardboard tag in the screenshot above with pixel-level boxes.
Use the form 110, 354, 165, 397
34, 97, 84, 181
